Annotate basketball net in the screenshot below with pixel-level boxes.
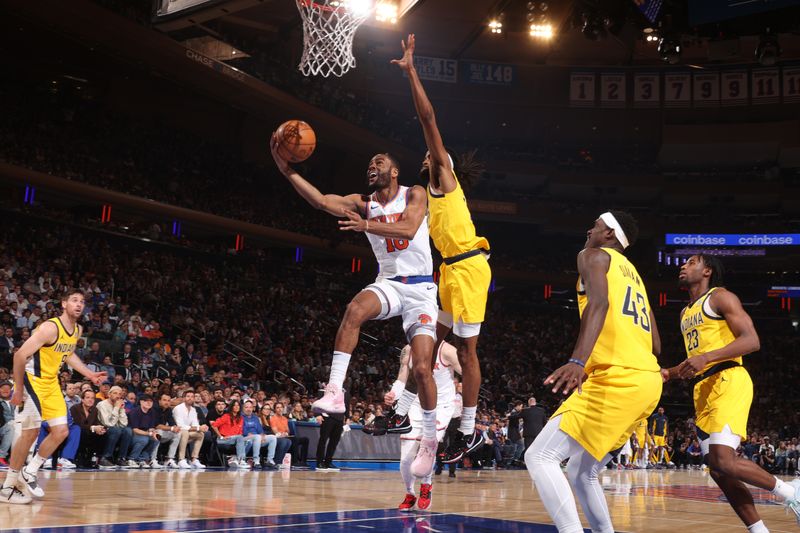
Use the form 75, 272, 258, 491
296, 0, 372, 78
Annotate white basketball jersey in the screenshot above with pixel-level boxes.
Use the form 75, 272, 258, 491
433, 346, 456, 405
365, 186, 432, 281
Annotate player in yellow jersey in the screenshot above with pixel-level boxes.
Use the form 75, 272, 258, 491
663, 255, 800, 530
2, 290, 105, 505
388, 34, 491, 463
525, 211, 663, 533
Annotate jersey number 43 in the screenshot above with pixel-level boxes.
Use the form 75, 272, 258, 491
622, 286, 651, 332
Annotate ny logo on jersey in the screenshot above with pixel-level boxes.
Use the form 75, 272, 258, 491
372, 213, 401, 224
418, 314, 432, 325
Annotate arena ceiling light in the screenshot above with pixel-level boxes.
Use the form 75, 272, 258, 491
489, 18, 503, 34
374, 0, 398, 23
756, 31, 780, 66
530, 23, 554, 39
658, 35, 681, 64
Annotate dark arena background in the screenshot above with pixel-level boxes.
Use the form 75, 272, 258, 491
0, 0, 799, 531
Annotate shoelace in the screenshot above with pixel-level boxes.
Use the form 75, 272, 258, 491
420, 485, 431, 499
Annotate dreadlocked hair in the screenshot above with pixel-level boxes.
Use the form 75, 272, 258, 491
697, 254, 725, 288
446, 148, 484, 193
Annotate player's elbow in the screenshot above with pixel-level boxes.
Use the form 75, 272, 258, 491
749, 332, 760, 353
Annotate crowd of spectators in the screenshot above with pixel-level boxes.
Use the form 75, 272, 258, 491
0, 213, 797, 474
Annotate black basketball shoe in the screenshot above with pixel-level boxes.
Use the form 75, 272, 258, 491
440, 430, 484, 464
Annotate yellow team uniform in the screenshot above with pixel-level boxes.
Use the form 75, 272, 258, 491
680, 287, 752, 440
633, 419, 649, 449
19, 317, 79, 427
553, 247, 662, 461
427, 172, 491, 324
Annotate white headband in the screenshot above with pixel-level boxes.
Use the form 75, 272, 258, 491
599, 212, 629, 249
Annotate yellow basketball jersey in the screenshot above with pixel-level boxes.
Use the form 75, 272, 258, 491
427, 172, 490, 258
576, 247, 658, 373
680, 287, 741, 373
25, 317, 79, 382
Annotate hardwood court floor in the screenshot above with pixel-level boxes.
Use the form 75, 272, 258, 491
0, 467, 797, 532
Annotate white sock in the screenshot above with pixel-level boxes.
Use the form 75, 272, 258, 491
459, 406, 476, 435
421, 409, 437, 440
328, 351, 351, 389
747, 520, 769, 533
396, 390, 416, 416
771, 477, 795, 501
2, 469, 18, 489
400, 440, 417, 495
26, 454, 46, 476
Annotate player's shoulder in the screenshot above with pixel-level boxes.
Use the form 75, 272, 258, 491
406, 184, 427, 197
577, 247, 611, 270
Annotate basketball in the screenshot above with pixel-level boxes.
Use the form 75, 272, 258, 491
275, 120, 316, 163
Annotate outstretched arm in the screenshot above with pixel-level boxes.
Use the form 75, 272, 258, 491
340, 186, 428, 240
270, 132, 362, 217
391, 34, 455, 193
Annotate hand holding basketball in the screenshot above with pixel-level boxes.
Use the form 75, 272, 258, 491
390, 33, 415, 71
272, 120, 316, 164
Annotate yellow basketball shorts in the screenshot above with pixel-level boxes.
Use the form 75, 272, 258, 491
693, 365, 752, 440
553, 366, 662, 461
438, 253, 491, 324
634, 430, 648, 449
652, 435, 667, 447
18, 373, 68, 428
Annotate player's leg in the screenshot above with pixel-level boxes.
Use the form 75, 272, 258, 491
524, 415, 586, 533
408, 334, 438, 477
441, 328, 483, 463
314, 288, 384, 414
399, 438, 419, 510
705, 436, 799, 524
566, 448, 615, 533
405, 282, 440, 478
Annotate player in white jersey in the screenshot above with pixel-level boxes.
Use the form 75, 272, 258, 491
271, 143, 440, 476
384, 342, 460, 511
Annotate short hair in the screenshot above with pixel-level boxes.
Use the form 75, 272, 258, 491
182, 389, 195, 397
697, 254, 725, 288
383, 153, 400, 172
61, 288, 85, 302
82, 389, 95, 399
159, 393, 171, 402
608, 210, 639, 248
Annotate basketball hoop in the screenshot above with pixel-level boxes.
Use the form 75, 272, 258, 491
296, 0, 372, 77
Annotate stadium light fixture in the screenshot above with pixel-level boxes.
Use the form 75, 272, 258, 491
530, 23, 554, 39
756, 31, 780, 66
375, 0, 398, 23
658, 35, 681, 64
489, 18, 503, 34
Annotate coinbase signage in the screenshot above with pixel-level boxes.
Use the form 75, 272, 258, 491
666, 234, 800, 246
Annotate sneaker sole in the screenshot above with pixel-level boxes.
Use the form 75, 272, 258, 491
386, 426, 413, 434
